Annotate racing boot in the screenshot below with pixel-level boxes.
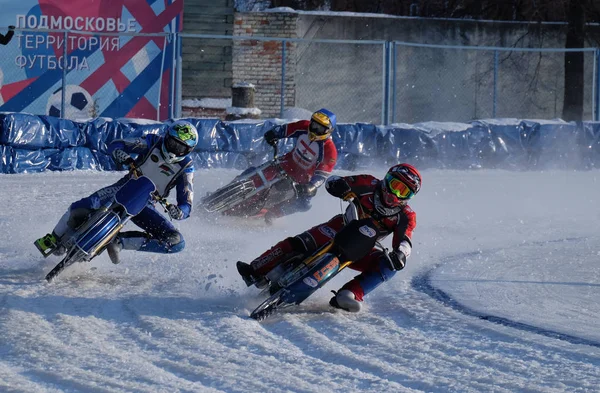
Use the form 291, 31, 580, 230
236, 261, 268, 289
329, 290, 361, 313
34, 232, 60, 257
106, 236, 123, 265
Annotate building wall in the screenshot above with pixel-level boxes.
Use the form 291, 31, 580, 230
233, 12, 298, 118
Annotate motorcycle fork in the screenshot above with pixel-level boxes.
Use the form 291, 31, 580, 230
74, 212, 126, 260
88, 222, 125, 257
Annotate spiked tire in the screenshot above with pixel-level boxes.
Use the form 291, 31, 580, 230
250, 290, 286, 321
45, 248, 84, 282
202, 179, 256, 213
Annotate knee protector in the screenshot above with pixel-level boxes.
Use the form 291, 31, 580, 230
67, 207, 93, 229
169, 239, 186, 253
163, 230, 183, 247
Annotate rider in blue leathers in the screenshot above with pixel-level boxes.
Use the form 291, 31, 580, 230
35, 120, 199, 264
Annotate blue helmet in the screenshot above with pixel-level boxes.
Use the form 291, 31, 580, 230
309, 108, 336, 141
161, 120, 198, 163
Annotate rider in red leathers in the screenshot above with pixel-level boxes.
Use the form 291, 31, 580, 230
237, 163, 422, 312
258, 108, 338, 223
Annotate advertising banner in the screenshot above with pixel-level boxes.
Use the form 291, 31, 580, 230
0, 0, 183, 121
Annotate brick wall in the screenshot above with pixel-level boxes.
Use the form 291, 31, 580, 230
233, 12, 298, 118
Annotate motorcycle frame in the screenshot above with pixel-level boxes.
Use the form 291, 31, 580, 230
240, 157, 289, 195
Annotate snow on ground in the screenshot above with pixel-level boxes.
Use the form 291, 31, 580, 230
0, 168, 599, 392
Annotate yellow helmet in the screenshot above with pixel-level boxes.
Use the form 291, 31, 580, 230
308, 108, 336, 141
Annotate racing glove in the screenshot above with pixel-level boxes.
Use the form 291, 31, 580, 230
112, 149, 134, 166
387, 250, 406, 271
326, 176, 351, 199
167, 204, 184, 220
264, 129, 279, 146
294, 183, 317, 198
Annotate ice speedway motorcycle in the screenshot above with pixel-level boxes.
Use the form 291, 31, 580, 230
248, 196, 391, 321
201, 145, 298, 218
36, 165, 171, 283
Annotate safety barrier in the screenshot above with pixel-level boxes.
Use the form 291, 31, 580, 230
0, 113, 599, 173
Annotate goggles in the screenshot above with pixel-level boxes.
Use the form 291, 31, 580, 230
385, 173, 414, 200
309, 120, 329, 135
165, 136, 194, 157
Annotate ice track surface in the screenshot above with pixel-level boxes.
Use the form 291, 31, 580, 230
1, 168, 599, 392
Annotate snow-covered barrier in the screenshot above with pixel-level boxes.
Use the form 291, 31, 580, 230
0, 113, 599, 173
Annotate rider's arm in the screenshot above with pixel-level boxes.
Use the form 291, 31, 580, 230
265, 120, 310, 146
325, 176, 351, 199
108, 134, 153, 157
174, 166, 194, 219
391, 206, 417, 259
310, 138, 338, 189
280, 120, 311, 138
326, 174, 378, 199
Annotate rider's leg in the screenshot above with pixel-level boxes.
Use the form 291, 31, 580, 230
120, 205, 185, 253
264, 183, 313, 224
239, 215, 345, 283
107, 205, 184, 264
330, 250, 397, 312
35, 196, 98, 256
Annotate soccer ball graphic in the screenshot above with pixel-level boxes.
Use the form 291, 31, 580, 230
46, 85, 94, 120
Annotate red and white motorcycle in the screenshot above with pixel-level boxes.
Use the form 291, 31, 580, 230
201, 146, 297, 218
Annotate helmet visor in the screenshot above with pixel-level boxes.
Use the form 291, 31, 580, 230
165, 136, 193, 157
309, 120, 329, 138
385, 173, 414, 200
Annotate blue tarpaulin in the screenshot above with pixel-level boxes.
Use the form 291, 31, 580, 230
0, 113, 597, 173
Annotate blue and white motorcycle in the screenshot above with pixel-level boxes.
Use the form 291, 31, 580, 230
39, 168, 169, 282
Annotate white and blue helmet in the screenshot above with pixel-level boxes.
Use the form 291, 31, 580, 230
161, 120, 198, 163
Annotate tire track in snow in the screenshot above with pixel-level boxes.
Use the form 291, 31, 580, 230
412, 238, 600, 348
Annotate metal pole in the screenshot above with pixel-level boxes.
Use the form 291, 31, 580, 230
592, 49, 600, 121
280, 39, 286, 118
170, 32, 176, 119
60, 31, 67, 118
382, 42, 389, 125
493, 50, 499, 118
176, 34, 182, 118
170, 19, 177, 119
391, 42, 397, 124
158, 35, 167, 121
